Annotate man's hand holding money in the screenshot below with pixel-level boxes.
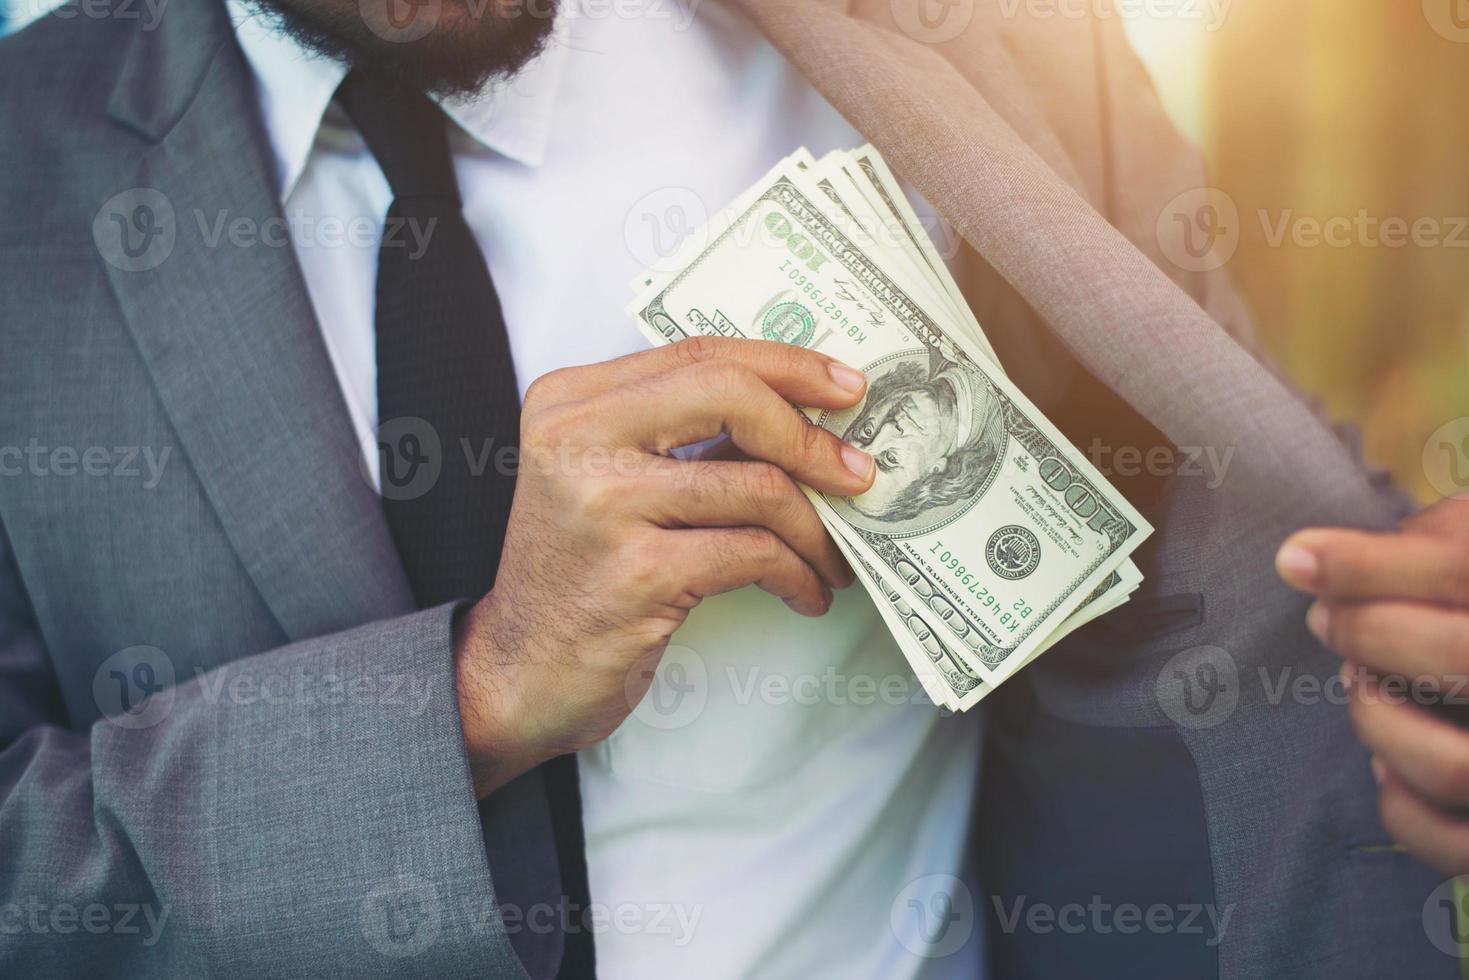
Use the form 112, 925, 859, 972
452, 338, 874, 796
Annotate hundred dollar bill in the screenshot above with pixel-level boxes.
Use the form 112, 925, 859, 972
634, 150, 1142, 707
631, 148, 1143, 703
626, 153, 991, 707
813, 148, 1144, 640
628, 156, 1152, 690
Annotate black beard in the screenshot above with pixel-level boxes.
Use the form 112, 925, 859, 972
242, 0, 559, 98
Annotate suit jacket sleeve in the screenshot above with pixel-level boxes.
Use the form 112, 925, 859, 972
0, 518, 526, 979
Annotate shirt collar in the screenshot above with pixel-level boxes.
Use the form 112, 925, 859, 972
226, 0, 571, 201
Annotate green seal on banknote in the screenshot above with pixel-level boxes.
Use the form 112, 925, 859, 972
760, 301, 816, 347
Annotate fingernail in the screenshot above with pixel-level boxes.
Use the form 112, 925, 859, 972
841, 443, 874, 480
1370, 756, 1387, 785
1306, 602, 1330, 643
828, 362, 867, 393
1275, 542, 1319, 589
1339, 659, 1356, 691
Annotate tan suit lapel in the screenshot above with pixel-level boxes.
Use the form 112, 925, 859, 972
735, 0, 1397, 528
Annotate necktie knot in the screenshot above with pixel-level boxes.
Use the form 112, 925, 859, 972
335, 70, 461, 203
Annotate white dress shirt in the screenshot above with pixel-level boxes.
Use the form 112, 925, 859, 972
228, 2, 984, 976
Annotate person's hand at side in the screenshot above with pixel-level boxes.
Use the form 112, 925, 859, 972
1278, 497, 1469, 873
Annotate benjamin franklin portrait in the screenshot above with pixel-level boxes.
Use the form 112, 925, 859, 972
824, 350, 1006, 535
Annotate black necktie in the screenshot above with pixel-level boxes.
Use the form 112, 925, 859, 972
336, 71, 595, 979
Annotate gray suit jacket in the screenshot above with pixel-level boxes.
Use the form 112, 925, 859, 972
0, 0, 1451, 975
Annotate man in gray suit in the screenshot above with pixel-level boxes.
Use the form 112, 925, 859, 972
0, 0, 1456, 976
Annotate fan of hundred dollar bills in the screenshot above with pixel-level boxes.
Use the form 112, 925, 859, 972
628, 147, 1152, 711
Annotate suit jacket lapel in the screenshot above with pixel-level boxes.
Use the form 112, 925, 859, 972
736, 0, 1398, 528
99, 0, 415, 641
